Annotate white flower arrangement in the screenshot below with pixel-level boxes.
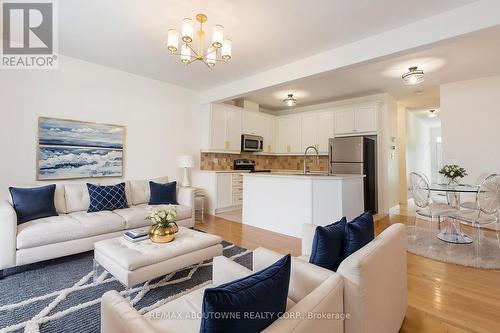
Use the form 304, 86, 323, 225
439, 164, 467, 183
146, 206, 177, 228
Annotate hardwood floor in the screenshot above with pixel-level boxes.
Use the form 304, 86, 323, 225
195, 214, 500, 333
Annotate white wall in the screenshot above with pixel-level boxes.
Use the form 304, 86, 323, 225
406, 111, 432, 181
440, 75, 500, 183
0, 56, 200, 199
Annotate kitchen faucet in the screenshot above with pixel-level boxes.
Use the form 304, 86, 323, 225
303, 146, 320, 174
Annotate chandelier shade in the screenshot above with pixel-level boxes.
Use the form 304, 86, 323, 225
167, 14, 232, 68
212, 25, 224, 48
181, 18, 194, 43
402, 66, 424, 85
167, 29, 179, 52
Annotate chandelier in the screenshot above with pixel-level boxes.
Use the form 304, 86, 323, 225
166, 13, 231, 68
402, 66, 424, 85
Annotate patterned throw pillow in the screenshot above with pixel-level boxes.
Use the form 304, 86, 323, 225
87, 183, 128, 213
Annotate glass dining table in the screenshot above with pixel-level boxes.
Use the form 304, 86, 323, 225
429, 183, 479, 244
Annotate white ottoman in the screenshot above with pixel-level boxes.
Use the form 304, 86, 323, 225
94, 227, 223, 288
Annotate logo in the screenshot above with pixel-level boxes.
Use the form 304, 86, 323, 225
1, 0, 57, 69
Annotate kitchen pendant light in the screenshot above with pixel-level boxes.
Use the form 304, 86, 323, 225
402, 66, 424, 85
283, 94, 297, 107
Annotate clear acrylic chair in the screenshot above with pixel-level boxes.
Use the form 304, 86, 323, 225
409, 172, 457, 231
449, 174, 500, 245
460, 173, 497, 210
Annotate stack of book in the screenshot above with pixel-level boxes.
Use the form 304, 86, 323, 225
123, 228, 149, 243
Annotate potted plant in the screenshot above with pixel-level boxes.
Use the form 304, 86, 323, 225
438, 164, 468, 185
146, 206, 179, 243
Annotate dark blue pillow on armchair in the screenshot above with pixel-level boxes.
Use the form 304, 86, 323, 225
342, 211, 375, 260
200, 254, 291, 333
87, 183, 128, 213
309, 217, 346, 271
149, 181, 178, 205
9, 185, 58, 224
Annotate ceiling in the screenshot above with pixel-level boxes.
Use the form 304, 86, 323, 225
58, 0, 477, 91
238, 25, 500, 111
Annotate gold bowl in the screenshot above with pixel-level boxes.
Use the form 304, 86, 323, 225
149, 223, 178, 243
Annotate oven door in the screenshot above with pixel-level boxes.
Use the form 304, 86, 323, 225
242, 135, 263, 152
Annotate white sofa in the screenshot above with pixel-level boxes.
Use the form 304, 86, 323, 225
301, 223, 407, 333
0, 177, 195, 275
100, 223, 407, 333
101, 247, 345, 333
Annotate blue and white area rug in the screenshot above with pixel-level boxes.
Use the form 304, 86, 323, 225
0, 241, 252, 333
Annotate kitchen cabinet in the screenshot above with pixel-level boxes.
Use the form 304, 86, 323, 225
316, 111, 335, 152
335, 108, 356, 135
334, 105, 377, 135
301, 111, 334, 153
276, 114, 302, 154
192, 171, 245, 215
262, 114, 276, 154
354, 105, 377, 133
202, 104, 242, 153
242, 110, 265, 136
216, 173, 233, 209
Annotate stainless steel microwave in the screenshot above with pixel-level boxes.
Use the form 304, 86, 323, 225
241, 134, 264, 152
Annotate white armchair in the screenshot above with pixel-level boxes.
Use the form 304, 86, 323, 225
101, 247, 344, 333
300, 223, 407, 333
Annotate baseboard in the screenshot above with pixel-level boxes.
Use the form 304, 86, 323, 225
0, 269, 3, 279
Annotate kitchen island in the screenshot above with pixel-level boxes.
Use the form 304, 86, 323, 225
242, 173, 365, 237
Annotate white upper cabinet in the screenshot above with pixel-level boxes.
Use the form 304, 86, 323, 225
262, 114, 276, 154
335, 108, 356, 135
241, 110, 261, 135
301, 111, 334, 154
316, 111, 335, 153
301, 112, 318, 151
225, 105, 242, 152
354, 105, 377, 133
202, 104, 242, 153
277, 114, 302, 154
209, 105, 228, 151
334, 104, 377, 135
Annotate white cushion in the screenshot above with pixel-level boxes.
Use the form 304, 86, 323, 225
113, 206, 150, 229
146, 285, 207, 333
68, 210, 125, 237
130, 177, 169, 205
145, 286, 297, 333
114, 204, 192, 230
8, 183, 67, 214
94, 227, 222, 271
17, 214, 82, 249
64, 183, 90, 213
138, 204, 192, 220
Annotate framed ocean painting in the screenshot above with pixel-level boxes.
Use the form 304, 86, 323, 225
37, 117, 125, 180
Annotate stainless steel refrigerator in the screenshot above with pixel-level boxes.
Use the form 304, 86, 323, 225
328, 136, 378, 213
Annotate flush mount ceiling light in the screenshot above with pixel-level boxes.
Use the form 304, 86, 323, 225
428, 109, 438, 118
166, 13, 231, 68
402, 66, 424, 85
283, 94, 297, 107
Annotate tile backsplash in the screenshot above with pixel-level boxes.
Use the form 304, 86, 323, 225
200, 152, 329, 172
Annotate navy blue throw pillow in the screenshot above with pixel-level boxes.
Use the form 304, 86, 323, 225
149, 181, 178, 205
87, 183, 128, 213
9, 185, 58, 224
309, 217, 346, 271
342, 211, 375, 260
200, 254, 291, 333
